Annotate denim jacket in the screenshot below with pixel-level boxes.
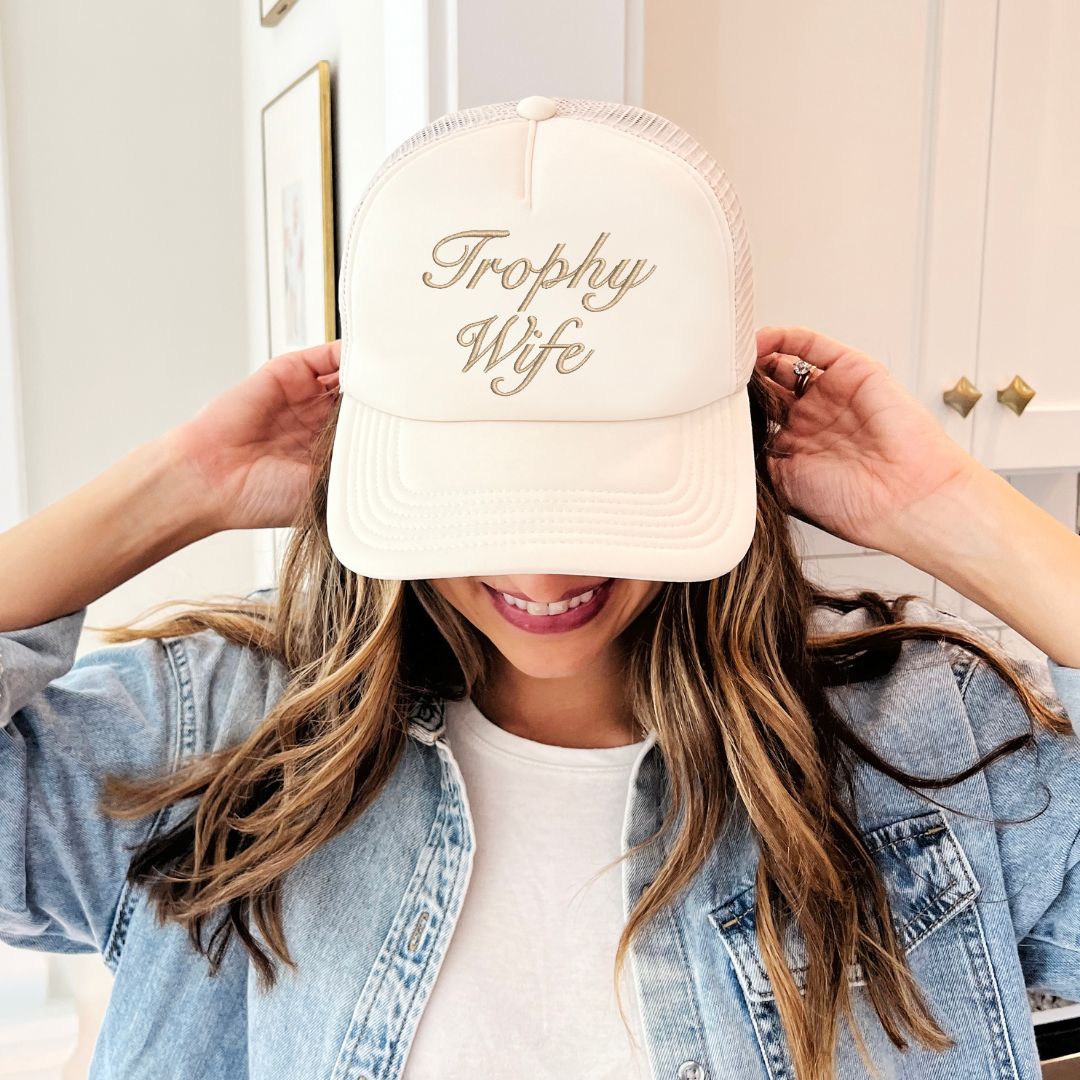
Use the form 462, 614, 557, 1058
2, 585, 1079, 1080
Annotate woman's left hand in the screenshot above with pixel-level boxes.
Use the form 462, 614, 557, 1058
754, 325, 984, 556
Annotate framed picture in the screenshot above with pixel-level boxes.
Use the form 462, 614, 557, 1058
261, 60, 336, 359
260, 0, 302, 28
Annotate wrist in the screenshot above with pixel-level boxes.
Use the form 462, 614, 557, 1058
888, 464, 1020, 601
0, 433, 225, 631
133, 432, 224, 546
889, 463, 1080, 664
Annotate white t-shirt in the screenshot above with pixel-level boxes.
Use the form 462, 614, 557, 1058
402, 694, 654, 1079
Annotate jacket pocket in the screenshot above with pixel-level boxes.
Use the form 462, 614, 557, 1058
707, 809, 1022, 1079
709, 808, 980, 1002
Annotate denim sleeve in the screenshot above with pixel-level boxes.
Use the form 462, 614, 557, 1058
0, 605, 180, 959
960, 649, 1080, 998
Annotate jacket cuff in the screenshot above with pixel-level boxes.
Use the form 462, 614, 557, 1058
0, 607, 89, 722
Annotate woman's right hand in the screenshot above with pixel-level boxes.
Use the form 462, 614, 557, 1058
163, 340, 341, 532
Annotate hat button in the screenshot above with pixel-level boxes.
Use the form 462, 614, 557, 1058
516, 96, 557, 121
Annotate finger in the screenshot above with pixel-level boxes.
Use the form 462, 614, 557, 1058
281, 339, 341, 377
755, 325, 854, 371
261, 342, 342, 406
757, 351, 825, 395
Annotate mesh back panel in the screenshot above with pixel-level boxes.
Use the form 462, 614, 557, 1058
341, 97, 755, 385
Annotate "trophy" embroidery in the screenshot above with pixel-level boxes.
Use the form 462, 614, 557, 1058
421, 229, 656, 396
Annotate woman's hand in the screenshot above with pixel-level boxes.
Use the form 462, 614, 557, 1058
162, 340, 341, 532
754, 325, 982, 555
755, 325, 1080, 665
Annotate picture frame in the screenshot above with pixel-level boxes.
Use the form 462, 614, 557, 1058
260, 0, 302, 29
260, 59, 336, 359
260, 59, 335, 576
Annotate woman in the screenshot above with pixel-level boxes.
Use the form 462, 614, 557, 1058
2, 324, 1078, 1080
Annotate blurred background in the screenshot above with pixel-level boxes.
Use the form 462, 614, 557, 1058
0, 0, 1077, 1076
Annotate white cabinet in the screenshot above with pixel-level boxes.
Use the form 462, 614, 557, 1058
645, 0, 941, 399
643, 0, 1078, 472
970, 0, 1080, 470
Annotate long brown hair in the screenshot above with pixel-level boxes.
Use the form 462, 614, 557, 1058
93, 371, 1068, 1080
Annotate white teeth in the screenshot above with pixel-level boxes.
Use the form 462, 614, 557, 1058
499, 585, 601, 616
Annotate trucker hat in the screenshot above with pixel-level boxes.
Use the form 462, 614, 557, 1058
326, 95, 758, 582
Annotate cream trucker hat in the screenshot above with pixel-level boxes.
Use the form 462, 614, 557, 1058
326, 95, 758, 582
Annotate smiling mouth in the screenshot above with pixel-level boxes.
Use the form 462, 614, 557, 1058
481, 579, 615, 633
487, 578, 613, 611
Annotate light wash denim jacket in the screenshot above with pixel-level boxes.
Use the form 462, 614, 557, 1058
2, 585, 1079, 1080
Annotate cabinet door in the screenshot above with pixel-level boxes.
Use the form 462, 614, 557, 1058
644, 0, 997, 458
972, 0, 1080, 470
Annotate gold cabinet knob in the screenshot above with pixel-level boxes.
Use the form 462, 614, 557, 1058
942, 375, 982, 417
996, 374, 1036, 415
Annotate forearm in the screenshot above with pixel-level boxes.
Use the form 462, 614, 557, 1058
0, 433, 218, 631
891, 465, 1080, 667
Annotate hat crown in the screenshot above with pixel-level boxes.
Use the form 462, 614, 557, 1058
337, 97, 755, 423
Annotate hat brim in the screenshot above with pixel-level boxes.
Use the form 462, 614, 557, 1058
326, 387, 758, 582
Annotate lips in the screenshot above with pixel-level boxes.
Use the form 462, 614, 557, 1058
483, 579, 614, 635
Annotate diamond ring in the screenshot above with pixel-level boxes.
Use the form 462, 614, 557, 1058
792, 358, 819, 398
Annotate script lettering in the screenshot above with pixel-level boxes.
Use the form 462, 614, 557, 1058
422, 230, 655, 394
457, 315, 594, 396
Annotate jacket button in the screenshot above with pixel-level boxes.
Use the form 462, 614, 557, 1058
677, 1062, 707, 1080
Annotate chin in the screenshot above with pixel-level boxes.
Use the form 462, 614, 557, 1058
492, 639, 606, 680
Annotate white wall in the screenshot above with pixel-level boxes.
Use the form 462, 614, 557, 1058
0, 18, 23, 535
453, 0, 638, 106
0, 0, 257, 635
0, 2, 253, 1075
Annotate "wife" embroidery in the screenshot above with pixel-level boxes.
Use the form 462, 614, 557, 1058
420, 229, 657, 396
